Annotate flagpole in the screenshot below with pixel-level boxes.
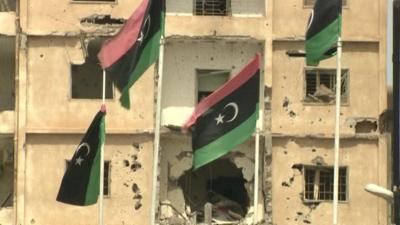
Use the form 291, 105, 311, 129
332, 36, 342, 225
99, 69, 106, 225
151, 36, 165, 225
253, 128, 260, 224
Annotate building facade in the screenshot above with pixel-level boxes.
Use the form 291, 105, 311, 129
0, 0, 389, 225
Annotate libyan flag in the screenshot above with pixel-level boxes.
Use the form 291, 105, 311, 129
183, 54, 261, 170
57, 111, 105, 206
98, 0, 165, 109
306, 0, 342, 66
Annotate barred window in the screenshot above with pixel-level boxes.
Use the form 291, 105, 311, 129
304, 68, 348, 104
194, 0, 230, 16
304, 166, 347, 202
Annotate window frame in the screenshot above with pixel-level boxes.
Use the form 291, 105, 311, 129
65, 160, 111, 197
303, 67, 350, 105
303, 165, 348, 203
195, 68, 231, 103
193, 0, 231, 16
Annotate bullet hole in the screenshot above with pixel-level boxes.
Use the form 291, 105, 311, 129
318, 118, 322, 122
30, 219, 35, 224
133, 194, 143, 200
311, 149, 316, 152
284, 150, 288, 155
132, 143, 140, 149
123, 160, 130, 167
132, 183, 140, 193
297, 212, 303, 215
132, 154, 138, 160
40, 54, 44, 58
282, 97, 289, 108
286, 218, 290, 220
286, 197, 290, 200
289, 111, 296, 117
291, 164, 303, 172
232, 65, 236, 69
283, 76, 287, 80
304, 219, 311, 224
134, 201, 142, 210
130, 162, 142, 172
123, 183, 129, 187
281, 182, 290, 187
210, 57, 214, 61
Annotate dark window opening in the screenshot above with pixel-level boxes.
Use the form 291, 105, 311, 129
194, 0, 230, 16
304, 166, 347, 202
178, 158, 250, 223
0, 36, 15, 111
71, 38, 113, 99
0, 0, 16, 12
197, 69, 230, 103
305, 69, 348, 103
0, 137, 14, 208
304, 0, 347, 7
66, 160, 111, 196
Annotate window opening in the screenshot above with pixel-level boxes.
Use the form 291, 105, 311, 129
0, 137, 14, 207
197, 69, 230, 103
305, 69, 348, 103
304, 0, 346, 7
194, 0, 230, 16
304, 166, 347, 201
71, 38, 113, 99
0, 0, 16, 12
66, 160, 111, 196
0, 36, 15, 111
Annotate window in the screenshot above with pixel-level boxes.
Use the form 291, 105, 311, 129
0, 0, 16, 11
71, 38, 113, 99
0, 137, 14, 208
304, 166, 347, 202
197, 69, 230, 102
0, 36, 15, 111
194, 0, 230, 16
66, 160, 111, 196
304, 68, 348, 103
304, 0, 346, 7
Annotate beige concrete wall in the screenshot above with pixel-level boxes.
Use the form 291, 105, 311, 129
272, 137, 388, 225
24, 134, 153, 225
161, 40, 264, 127
272, 0, 380, 41
0, 12, 16, 36
271, 41, 381, 136
26, 37, 154, 133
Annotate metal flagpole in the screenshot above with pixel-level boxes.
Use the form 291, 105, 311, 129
151, 36, 165, 225
332, 36, 342, 225
99, 69, 106, 225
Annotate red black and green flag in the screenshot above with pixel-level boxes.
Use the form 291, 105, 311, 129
57, 111, 105, 206
98, 0, 165, 109
306, 0, 342, 66
184, 54, 261, 170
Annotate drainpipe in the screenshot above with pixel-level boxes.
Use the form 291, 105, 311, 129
13, 0, 21, 223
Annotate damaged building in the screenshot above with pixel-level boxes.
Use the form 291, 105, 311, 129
0, 0, 390, 225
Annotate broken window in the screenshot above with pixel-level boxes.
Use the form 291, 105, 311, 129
0, 36, 15, 111
66, 160, 111, 196
304, 68, 348, 103
0, 0, 15, 11
177, 158, 250, 223
0, 136, 14, 208
71, 0, 115, 3
194, 0, 230, 16
304, 0, 346, 7
197, 69, 230, 102
71, 38, 113, 99
304, 166, 347, 202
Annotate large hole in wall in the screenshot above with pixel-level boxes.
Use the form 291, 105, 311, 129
355, 120, 378, 133
0, 0, 16, 12
0, 36, 15, 111
177, 158, 250, 222
71, 38, 113, 99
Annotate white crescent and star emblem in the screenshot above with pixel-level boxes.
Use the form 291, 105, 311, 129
73, 142, 91, 166
137, 15, 151, 43
215, 102, 239, 125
